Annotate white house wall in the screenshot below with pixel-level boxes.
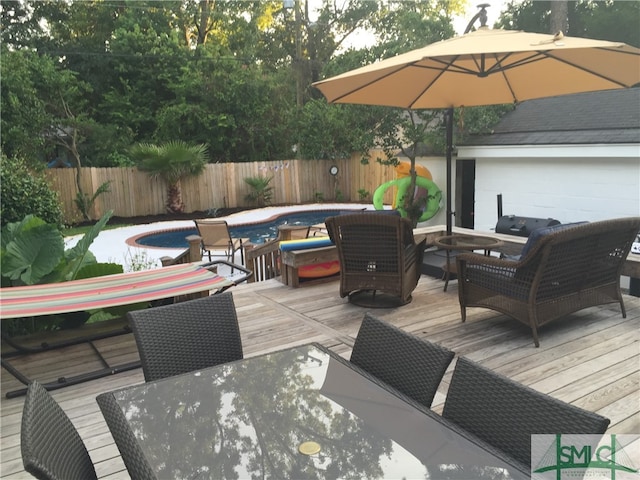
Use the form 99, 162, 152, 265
469, 156, 639, 231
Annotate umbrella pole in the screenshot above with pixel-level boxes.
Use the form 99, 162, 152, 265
445, 107, 453, 235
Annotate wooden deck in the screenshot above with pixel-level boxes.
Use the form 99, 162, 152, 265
1, 274, 639, 479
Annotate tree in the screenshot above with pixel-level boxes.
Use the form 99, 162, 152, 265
550, 0, 568, 34
0, 46, 51, 163
0, 0, 473, 171
0, 42, 111, 221
361, 108, 445, 227
130, 141, 208, 213
497, 1, 639, 47
304, 1, 465, 225
0, 154, 63, 228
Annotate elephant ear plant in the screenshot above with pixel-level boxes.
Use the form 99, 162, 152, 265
0, 210, 130, 334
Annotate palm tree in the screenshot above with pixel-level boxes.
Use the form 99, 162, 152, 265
130, 141, 208, 213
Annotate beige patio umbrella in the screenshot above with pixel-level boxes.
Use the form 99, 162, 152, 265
312, 26, 640, 233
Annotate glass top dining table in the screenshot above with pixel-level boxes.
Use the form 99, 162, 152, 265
97, 343, 529, 479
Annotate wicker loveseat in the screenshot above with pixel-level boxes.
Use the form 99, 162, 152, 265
325, 213, 426, 306
456, 217, 640, 347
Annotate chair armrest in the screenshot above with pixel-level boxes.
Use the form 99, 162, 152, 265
457, 252, 522, 269
405, 238, 427, 267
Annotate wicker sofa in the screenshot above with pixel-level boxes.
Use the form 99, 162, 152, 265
456, 217, 640, 347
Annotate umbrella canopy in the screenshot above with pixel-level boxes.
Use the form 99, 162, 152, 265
313, 27, 640, 108
313, 27, 640, 233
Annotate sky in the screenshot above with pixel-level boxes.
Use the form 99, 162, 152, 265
339, 0, 516, 50
453, 1, 512, 34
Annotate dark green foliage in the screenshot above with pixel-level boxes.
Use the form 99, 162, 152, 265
244, 175, 274, 207
0, 46, 51, 162
455, 104, 516, 142
0, 155, 63, 229
0, 1, 461, 168
130, 141, 208, 213
497, 1, 639, 47
2, 0, 631, 173
74, 181, 111, 221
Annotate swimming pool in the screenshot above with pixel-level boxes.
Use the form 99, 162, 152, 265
132, 209, 358, 248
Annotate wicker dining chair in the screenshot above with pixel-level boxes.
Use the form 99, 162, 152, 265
21, 381, 98, 480
350, 313, 454, 408
442, 357, 610, 467
128, 292, 243, 382
96, 392, 156, 480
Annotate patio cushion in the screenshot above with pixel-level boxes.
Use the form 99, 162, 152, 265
518, 221, 590, 259
280, 236, 333, 251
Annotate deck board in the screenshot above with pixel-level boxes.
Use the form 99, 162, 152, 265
2, 274, 639, 479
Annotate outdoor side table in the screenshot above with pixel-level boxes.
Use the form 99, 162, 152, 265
434, 234, 504, 291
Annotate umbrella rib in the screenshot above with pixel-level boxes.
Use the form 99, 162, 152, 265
539, 49, 640, 88
409, 59, 454, 108
327, 64, 417, 104
420, 52, 540, 77
419, 57, 481, 76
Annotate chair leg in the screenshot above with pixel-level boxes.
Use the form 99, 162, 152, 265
530, 309, 540, 347
531, 326, 540, 348
228, 252, 235, 273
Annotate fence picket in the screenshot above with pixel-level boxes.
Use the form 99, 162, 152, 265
44, 154, 442, 223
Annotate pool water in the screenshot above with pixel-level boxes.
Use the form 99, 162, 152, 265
135, 209, 354, 248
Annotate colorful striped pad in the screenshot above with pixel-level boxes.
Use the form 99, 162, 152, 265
279, 236, 334, 251
0, 264, 233, 319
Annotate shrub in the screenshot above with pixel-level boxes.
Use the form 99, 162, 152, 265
0, 154, 63, 228
358, 188, 370, 201
244, 175, 274, 207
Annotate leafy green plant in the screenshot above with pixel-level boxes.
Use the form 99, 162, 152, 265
131, 141, 208, 213
314, 192, 324, 203
0, 154, 63, 229
357, 188, 370, 201
74, 181, 111, 221
123, 248, 159, 272
244, 175, 274, 207
1, 210, 117, 286
334, 189, 344, 202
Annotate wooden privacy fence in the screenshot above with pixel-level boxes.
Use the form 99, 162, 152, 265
45, 152, 442, 224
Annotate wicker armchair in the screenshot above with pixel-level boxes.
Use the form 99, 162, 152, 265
457, 217, 640, 346
442, 357, 610, 468
21, 381, 98, 480
128, 292, 243, 382
325, 213, 426, 306
351, 313, 454, 408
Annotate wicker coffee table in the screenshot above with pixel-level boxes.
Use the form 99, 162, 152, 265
434, 234, 503, 291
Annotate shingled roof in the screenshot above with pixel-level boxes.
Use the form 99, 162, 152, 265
462, 87, 640, 146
